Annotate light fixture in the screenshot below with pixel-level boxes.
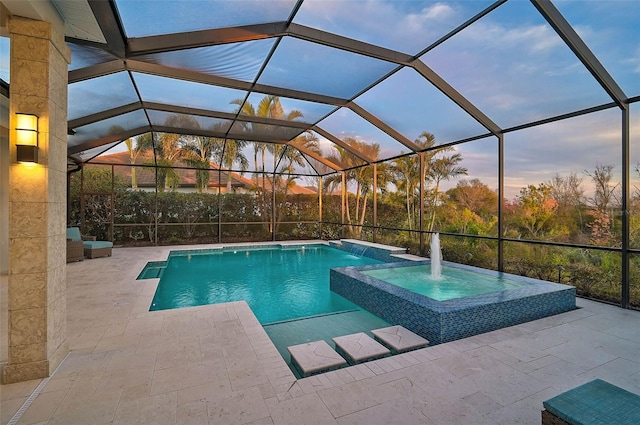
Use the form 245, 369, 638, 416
16, 113, 39, 163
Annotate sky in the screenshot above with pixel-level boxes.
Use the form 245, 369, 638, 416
4, 0, 640, 201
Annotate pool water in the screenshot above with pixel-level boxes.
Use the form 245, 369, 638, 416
149, 245, 380, 323
137, 261, 166, 279
362, 264, 529, 301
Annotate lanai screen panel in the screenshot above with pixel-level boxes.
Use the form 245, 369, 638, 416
68, 43, 118, 71
631, 105, 640, 249
293, 0, 495, 55
114, 0, 298, 37
67, 110, 149, 148
68, 72, 139, 121
68, 141, 124, 163
422, 0, 612, 129
147, 110, 233, 134
504, 107, 622, 245
242, 92, 336, 125
132, 73, 247, 113
307, 130, 368, 169
554, 0, 640, 98
299, 155, 335, 176
62, 0, 639, 175
258, 37, 397, 98
133, 39, 276, 82
228, 120, 306, 142
317, 108, 413, 161
354, 67, 489, 146
0, 37, 9, 82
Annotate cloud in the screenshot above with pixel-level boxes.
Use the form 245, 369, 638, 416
624, 45, 640, 73
294, 0, 470, 53
458, 21, 562, 55
407, 2, 456, 27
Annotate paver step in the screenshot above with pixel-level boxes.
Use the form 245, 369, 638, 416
287, 340, 347, 377
371, 325, 429, 353
332, 332, 390, 365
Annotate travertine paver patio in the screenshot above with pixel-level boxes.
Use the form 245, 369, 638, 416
1, 243, 639, 425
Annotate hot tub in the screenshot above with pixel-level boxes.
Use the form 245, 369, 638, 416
330, 261, 576, 344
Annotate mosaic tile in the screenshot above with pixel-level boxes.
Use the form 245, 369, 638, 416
331, 261, 576, 344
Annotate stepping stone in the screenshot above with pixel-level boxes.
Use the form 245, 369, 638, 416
371, 326, 429, 353
288, 340, 347, 377
332, 332, 390, 365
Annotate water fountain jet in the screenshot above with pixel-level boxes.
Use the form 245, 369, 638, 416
430, 233, 442, 279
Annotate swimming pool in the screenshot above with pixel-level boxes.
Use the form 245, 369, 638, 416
362, 264, 529, 301
149, 244, 380, 324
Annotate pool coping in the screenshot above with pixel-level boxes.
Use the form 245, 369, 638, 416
166, 241, 330, 257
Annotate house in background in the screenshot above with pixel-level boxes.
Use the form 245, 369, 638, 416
91, 151, 318, 195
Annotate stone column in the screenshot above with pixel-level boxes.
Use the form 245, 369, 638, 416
2, 15, 70, 384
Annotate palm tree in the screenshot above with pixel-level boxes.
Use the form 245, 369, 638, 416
412, 132, 467, 233
391, 132, 467, 234
217, 139, 249, 192
126, 133, 152, 190
150, 115, 200, 191
391, 154, 421, 230
232, 95, 304, 190
181, 121, 249, 193
231, 95, 311, 231
324, 138, 381, 237
182, 135, 216, 193
426, 151, 467, 233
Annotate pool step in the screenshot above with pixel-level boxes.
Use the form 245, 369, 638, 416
332, 332, 390, 365
287, 326, 429, 377
136, 261, 167, 280
371, 326, 429, 353
288, 340, 347, 377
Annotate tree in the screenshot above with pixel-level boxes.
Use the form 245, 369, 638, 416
231, 95, 314, 231
584, 164, 620, 246
446, 179, 497, 220
126, 133, 152, 190
224, 139, 250, 192
391, 154, 421, 230
512, 183, 559, 239
390, 132, 467, 235
150, 115, 201, 191
324, 139, 381, 237
231, 95, 302, 187
585, 164, 619, 211
631, 162, 640, 247
443, 179, 498, 235
182, 134, 217, 193
425, 147, 467, 233
547, 172, 586, 240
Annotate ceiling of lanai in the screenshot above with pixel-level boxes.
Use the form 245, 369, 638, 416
3, 0, 638, 176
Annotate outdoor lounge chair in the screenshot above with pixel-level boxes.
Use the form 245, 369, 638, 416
66, 227, 113, 260
66, 228, 84, 263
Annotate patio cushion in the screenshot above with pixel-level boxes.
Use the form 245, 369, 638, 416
543, 379, 640, 425
83, 240, 113, 249
66, 227, 82, 242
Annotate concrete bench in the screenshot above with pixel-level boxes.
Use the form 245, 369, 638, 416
542, 379, 640, 425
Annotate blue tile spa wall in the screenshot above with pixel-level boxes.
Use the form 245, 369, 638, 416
330, 263, 576, 345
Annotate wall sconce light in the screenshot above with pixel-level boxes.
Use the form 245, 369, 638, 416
16, 113, 39, 163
